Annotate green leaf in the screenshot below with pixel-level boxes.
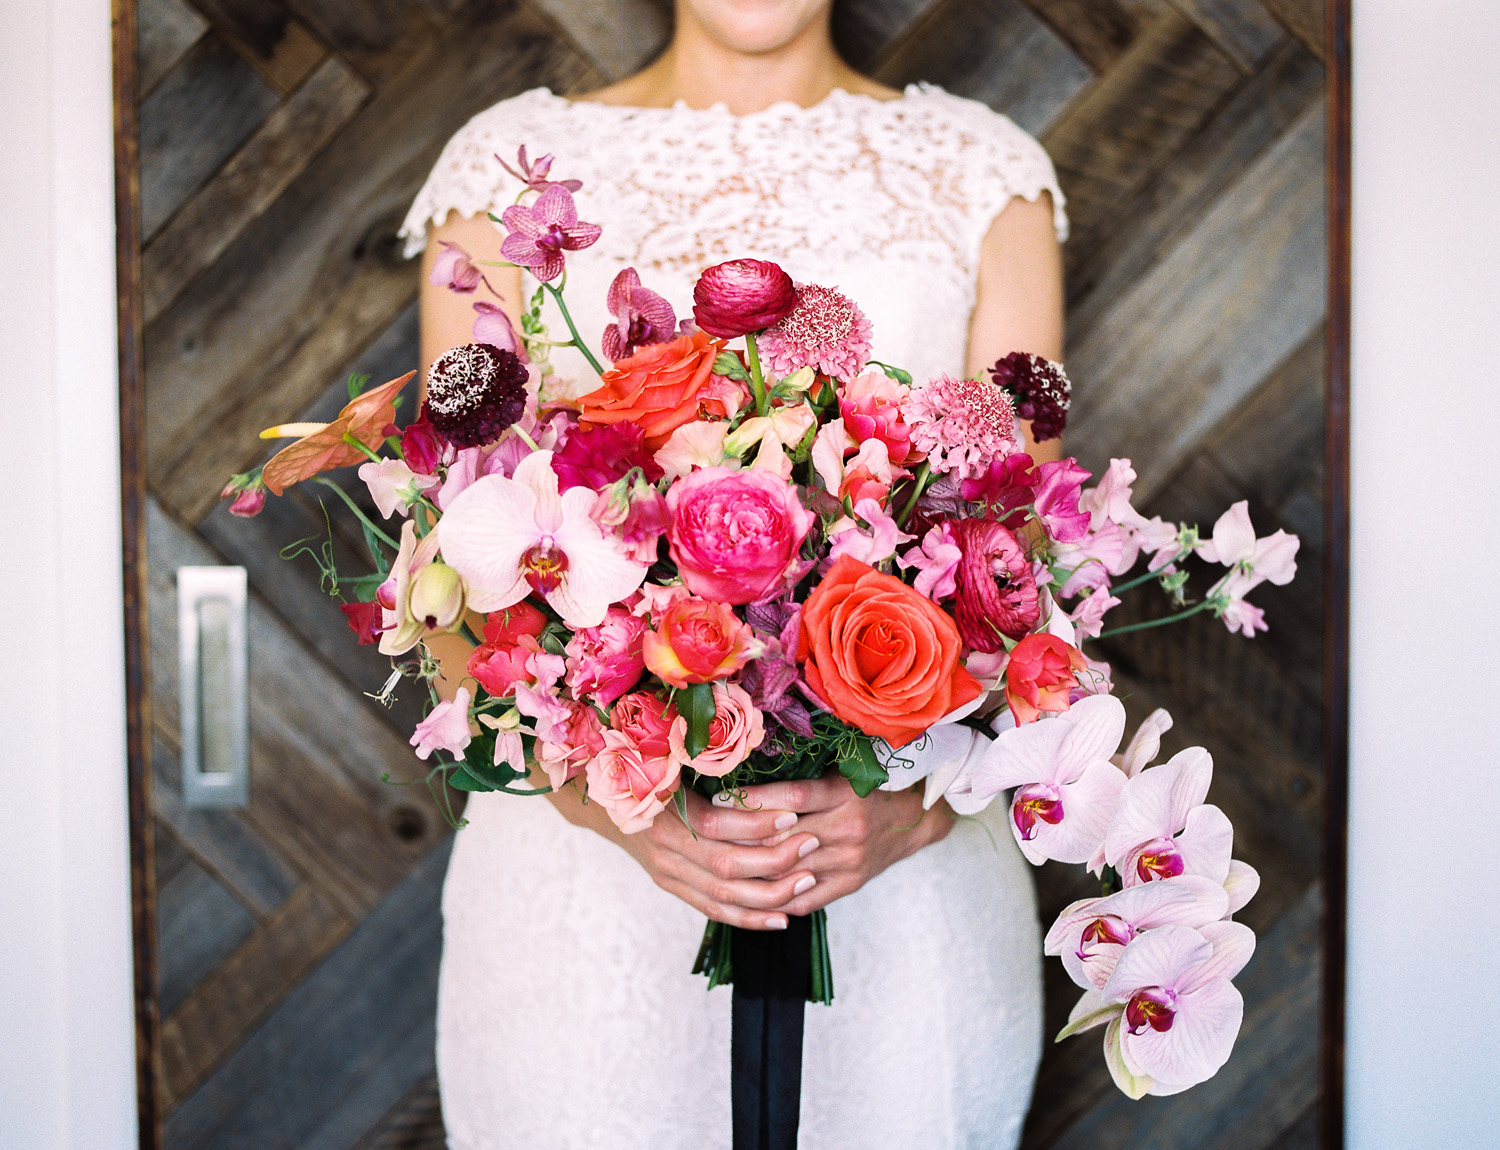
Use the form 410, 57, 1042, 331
711, 351, 751, 383
838, 733, 888, 797
361, 521, 391, 577
868, 359, 912, 386
346, 372, 371, 400
679, 682, 716, 759
447, 765, 493, 792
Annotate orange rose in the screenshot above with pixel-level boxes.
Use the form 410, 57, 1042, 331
575, 330, 734, 449
798, 556, 982, 748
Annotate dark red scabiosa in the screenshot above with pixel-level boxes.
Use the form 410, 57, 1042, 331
423, 343, 528, 448
550, 421, 662, 492
691, 258, 798, 338
951, 519, 1041, 652
989, 352, 1072, 442
602, 267, 678, 362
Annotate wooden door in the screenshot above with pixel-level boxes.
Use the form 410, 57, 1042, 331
130, 0, 1331, 1145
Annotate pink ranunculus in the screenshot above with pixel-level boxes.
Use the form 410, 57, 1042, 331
667, 681, 765, 778
429, 240, 481, 293
952, 519, 1041, 651
586, 728, 683, 833
691, 258, 797, 339
610, 691, 678, 759
410, 687, 473, 760
838, 370, 916, 465
534, 699, 606, 791
666, 467, 815, 605
565, 608, 647, 706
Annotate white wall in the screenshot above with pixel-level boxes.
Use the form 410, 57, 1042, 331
0, 0, 138, 1146
1347, 2, 1500, 1146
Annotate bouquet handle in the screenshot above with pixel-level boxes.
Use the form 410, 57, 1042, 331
731, 914, 813, 1150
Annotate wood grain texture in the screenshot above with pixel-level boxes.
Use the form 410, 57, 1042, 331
137, 0, 207, 94
1167, 0, 1285, 71
191, 0, 328, 93
281, 0, 437, 87
143, 53, 370, 322
157, 856, 258, 1014
1260, 0, 1324, 60
352, 1075, 446, 1150
1017, 0, 1140, 71
528, 0, 671, 82
832, 0, 940, 69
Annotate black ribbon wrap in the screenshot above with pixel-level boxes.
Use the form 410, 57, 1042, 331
730, 915, 812, 1150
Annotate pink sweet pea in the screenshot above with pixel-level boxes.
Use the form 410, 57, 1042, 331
534, 699, 606, 791
359, 458, 437, 518
499, 185, 601, 283
410, 687, 473, 760
825, 498, 914, 566
1069, 587, 1122, 640
897, 522, 962, 601
1104, 747, 1234, 888
439, 450, 648, 628
971, 694, 1128, 864
472, 301, 520, 353
1033, 457, 1092, 543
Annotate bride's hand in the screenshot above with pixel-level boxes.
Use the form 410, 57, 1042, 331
719, 777, 955, 916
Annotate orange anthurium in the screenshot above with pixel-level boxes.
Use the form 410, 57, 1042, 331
261, 371, 414, 495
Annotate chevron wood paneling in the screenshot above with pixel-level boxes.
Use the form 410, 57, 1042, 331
136, 2, 1326, 1145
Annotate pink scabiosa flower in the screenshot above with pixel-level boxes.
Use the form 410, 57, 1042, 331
757, 283, 873, 382
666, 467, 816, 605
497, 146, 582, 194
989, 351, 1072, 441
438, 450, 648, 629
429, 240, 481, 293
903, 374, 1020, 479
564, 607, 647, 706
602, 267, 678, 362
550, 421, 660, 492
410, 687, 473, 761
498, 184, 600, 282
838, 370, 917, 465
424, 344, 528, 448
951, 519, 1041, 652
691, 258, 797, 338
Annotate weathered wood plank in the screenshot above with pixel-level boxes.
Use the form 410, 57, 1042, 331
1258, 0, 1324, 61
833, 0, 940, 71
165, 840, 451, 1148
159, 882, 352, 1107
352, 1075, 445, 1150
1041, 9, 1241, 255
1046, 882, 1320, 1150
138, 0, 208, 95
281, 0, 437, 87
1064, 98, 1327, 503
1268, 1101, 1319, 1149
148, 499, 446, 917
528, 0, 672, 83
1167, 0, 1285, 72
144, 6, 598, 521
190, 0, 327, 94
873, 0, 1092, 135
139, 33, 280, 239
143, 54, 370, 324
157, 854, 258, 1015
1017, 0, 1140, 71
1067, 36, 1325, 336
154, 817, 193, 886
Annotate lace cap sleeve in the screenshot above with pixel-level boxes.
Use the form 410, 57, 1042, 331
397, 88, 553, 259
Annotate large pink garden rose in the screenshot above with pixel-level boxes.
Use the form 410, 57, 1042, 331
585, 728, 682, 833
666, 467, 815, 604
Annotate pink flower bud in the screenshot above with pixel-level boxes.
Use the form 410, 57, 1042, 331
220, 472, 266, 517
406, 561, 466, 631
691, 259, 797, 338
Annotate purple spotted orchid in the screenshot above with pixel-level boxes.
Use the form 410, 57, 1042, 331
499, 185, 601, 283
497, 146, 582, 195
601, 267, 678, 361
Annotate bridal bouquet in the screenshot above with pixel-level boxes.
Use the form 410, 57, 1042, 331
223, 147, 1299, 1100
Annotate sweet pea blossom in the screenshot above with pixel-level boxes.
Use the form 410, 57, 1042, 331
359, 458, 437, 518
410, 687, 473, 760
897, 522, 962, 601
498, 185, 601, 283
1196, 502, 1300, 637
826, 499, 914, 566
653, 420, 732, 481
439, 450, 648, 628
971, 693, 1128, 864
725, 402, 818, 479
429, 240, 481, 293
472, 301, 520, 352
1104, 747, 1234, 888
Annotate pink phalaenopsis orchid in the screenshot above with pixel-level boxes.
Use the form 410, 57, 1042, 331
429, 240, 481, 293
602, 267, 678, 361
438, 450, 648, 629
499, 185, 601, 283
1104, 747, 1235, 888
970, 694, 1128, 864
472, 301, 521, 353
497, 146, 582, 194
410, 686, 473, 760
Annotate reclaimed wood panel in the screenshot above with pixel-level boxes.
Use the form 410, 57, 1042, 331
191, 0, 328, 93
1017, 0, 1140, 71
281, 0, 435, 87
158, 855, 258, 1014
528, 0, 672, 82
352, 1076, 445, 1150
1168, 0, 1284, 71
1259, 0, 1324, 60
138, 0, 208, 94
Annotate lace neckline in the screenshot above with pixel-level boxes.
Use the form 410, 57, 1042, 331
535, 82, 934, 122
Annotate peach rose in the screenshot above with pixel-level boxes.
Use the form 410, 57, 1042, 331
575, 330, 735, 449
585, 728, 682, 833
1004, 633, 1087, 724
610, 691, 678, 759
642, 597, 763, 689
667, 682, 765, 778
798, 555, 982, 749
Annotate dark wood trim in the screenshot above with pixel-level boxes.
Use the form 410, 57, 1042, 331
1321, 0, 1352, 1146
112, 0, 161, 1145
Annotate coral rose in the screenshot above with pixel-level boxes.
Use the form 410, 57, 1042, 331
466, 602, 549, 697
610, 691, 678, 758
667, 682, 766, 778
642, 597, 762, 688
575, 330, 733, 449
1005, 633, 1088, 724
691, 258, 798, 338
585, 728, 682, 834
798, 555, 982, 748
667, 467, 815, 604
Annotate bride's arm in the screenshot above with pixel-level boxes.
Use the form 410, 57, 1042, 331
763, 190, 1067, 917
418, 212, 815, 931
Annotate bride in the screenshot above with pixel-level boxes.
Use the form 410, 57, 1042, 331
400, 2, 1067, 1146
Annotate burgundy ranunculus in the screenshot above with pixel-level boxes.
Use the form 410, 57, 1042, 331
691, 258, 797, 339
550, 421, 661, 492
952, 519, 1041, 652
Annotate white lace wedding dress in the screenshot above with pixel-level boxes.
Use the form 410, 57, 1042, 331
400, 83, 1068, 1150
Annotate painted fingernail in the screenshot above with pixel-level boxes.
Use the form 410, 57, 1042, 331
766, 915, 789, 930
713, 792, 733, 806
793, 875, 817, 896
774, 812, 798, 831
797, 837, 820, 859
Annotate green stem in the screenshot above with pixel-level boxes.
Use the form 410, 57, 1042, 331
744, 332, 769, 416
340, 432, 385, 465
543, 282, 606, 378
1096, 601, 1212, 640
895, 461, 932, 529
1108, 548, 1190, 596
312, 477, 398, 550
